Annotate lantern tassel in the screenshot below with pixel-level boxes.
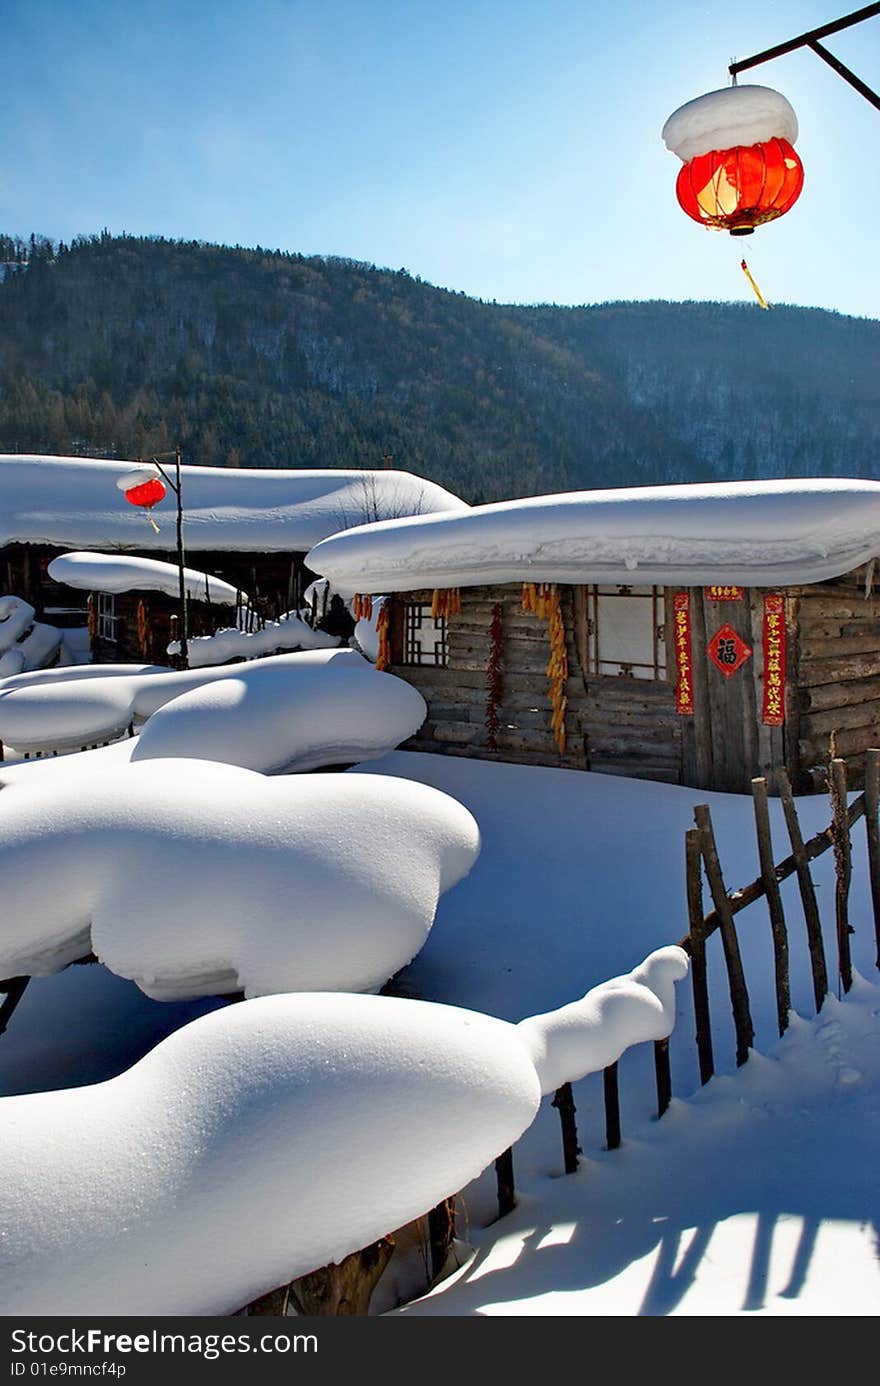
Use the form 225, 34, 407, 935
145, 513, 161, 534
740, 259, 770, 311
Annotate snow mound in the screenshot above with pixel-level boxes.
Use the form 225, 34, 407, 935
167, 612, 339, 666
0, 596, 35, 653
0, 648, 357, 752
48, 551, 241, 605
517, 946, 689, 1094
0, 992, 538, 1315
0, 454, 468, 552
662, 85, 799, 162
0, 595, 62, 679
0, 760, 481, 996
132, 659, 427, 773
306, 479, 880, 594
0, 662, 168, 694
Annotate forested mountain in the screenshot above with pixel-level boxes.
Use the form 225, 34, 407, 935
0, 232, 876, 502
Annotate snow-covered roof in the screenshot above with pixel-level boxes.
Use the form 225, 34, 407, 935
47, 552, 241, 605
0, 454, 467, 553
662, 85, 799, 163
305, 479, 880, 594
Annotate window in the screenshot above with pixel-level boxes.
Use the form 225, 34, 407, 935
402, 602, 448, 666
96, 594, 118, 643
586, 585, 666, 680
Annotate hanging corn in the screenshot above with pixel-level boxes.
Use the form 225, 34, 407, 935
431, 588, 461, 620
546, 589, 568, 755
523, 583, 568, 754
87, 595, 97, 643
375, 602, 391, 671
353, 593, 373, 622
136, 599, 151, 661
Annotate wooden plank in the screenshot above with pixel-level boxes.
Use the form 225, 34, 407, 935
800, 701, 880, 737
801, 633, 880, 660
800, 652, 880, 686
800, 675, 880, 712
799, 723, 880, 761
751, 777, 791, 1036
776, 768, 828, 1012
694, 803, 754, 1066
865, 748, 880, 970
685, 827, 714, 1085
830, 758, 853, 993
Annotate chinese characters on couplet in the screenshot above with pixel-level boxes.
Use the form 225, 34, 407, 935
704, 585, 745, 602
762, 594, 786, 726
673, 592, 694, 716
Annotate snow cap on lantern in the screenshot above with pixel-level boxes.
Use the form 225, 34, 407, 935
662, 84, 803, 235
116, 463, 166, 510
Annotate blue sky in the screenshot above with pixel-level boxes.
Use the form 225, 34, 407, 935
3, 0, 878, 316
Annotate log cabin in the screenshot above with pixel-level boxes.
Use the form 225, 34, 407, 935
306, 479, 880, 794
0, 454, 466, 665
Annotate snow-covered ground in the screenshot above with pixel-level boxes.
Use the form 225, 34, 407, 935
1, 748, 877, 1316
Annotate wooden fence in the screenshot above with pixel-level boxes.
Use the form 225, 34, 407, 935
495, 748, 880, 1216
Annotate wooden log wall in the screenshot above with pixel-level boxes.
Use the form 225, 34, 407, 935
789, 566, 880, 789
395, 585, 589, 769
392, 584, 682, 779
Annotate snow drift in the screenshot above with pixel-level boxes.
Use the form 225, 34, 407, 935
0, 948, 689, 1315
0, 760, 480, 997
47, 551, 242, 605
305, 478, 880, 594
0, 454, 467, 552
0, 648, 358, 752
166, 612, 339, 666
131, 658, 427, 773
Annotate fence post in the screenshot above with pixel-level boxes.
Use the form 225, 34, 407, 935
494, 1148, 515, 1219
694, 804, 754, 1066
751, 777, 791, 1037
686, 827, 714, 1085
603, 1063, 621, 1150
776, 768, 828, 1012
654, 1039, 672, 1117
864, 749, 880, 971
551, 1082, 581, 1173
830, 758, 853, 994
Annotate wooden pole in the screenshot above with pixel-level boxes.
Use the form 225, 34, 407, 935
864, 748, 880, 970
776, 768, 828, 1012
174, 445, 189, 669
654, 1038, 672, 1118
686, 827, 714, 1085
495, 1147, 515, 1218
694, 804, 754, 1066
427, 1198, 456, 1282
751, 777, 791, 1037
0, 976, 29, 1039
551, 1082, 580, 1173
603, 1063, 621, 1150
830, 758, 853, 993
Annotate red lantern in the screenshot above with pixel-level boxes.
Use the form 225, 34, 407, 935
676, 137, 803, 235
663, 85, 803, 237
123, 476, 166, 510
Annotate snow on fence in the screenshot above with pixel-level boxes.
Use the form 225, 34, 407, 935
491, 749, 880, 1224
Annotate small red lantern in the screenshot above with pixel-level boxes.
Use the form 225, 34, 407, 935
663, 85, 803, 236
123, 476, 166, 510
116, 465, 167, 531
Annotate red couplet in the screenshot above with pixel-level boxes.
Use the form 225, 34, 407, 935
676, 137, 804, 235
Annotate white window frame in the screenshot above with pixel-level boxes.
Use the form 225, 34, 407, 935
585, 584, 667, 681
